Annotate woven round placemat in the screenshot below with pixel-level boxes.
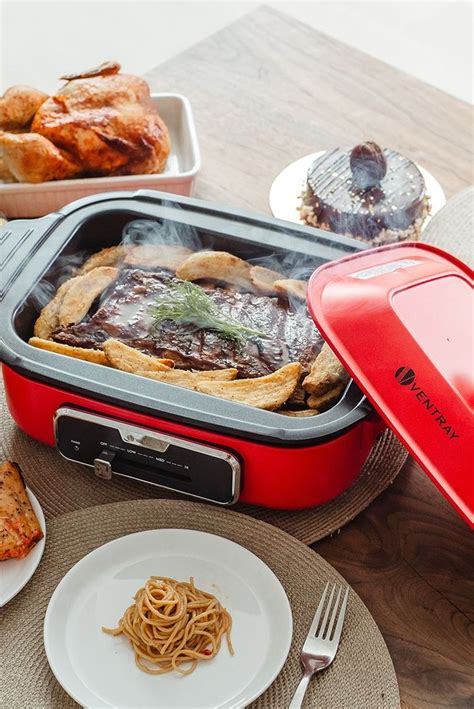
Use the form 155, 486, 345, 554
0, 373, 406, 544
422, 185, 473, 267
1, 498, 400, 709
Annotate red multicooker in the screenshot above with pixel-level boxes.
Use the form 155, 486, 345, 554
1, 192, 472, 525
308, 242, 473, 527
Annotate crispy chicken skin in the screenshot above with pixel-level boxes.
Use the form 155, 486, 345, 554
0, 62, 170, 183
0, 85, 48, 130
0, 132, 81, 182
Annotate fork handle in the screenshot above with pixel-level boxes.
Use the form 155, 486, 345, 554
288, 671, 312, 709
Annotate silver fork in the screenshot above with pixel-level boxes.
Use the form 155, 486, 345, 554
288, 583, 349, 709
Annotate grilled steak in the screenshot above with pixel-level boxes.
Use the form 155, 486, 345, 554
52, 268, 323, 378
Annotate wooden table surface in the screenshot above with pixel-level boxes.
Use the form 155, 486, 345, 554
148, 7, 474, 707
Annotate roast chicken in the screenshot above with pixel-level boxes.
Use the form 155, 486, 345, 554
0, 62, 171, 183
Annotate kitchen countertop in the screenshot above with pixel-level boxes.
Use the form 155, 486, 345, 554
147, 6, 474, 707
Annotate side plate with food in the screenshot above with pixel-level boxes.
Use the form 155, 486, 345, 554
44, 529, 292, 709
0, 94, 200, 218
269, 147, 446, 243
0, 93, 201, 219
1, 461, 46, 606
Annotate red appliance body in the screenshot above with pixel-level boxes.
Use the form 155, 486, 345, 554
0, 191, 391, 509
3, 365, 381, 509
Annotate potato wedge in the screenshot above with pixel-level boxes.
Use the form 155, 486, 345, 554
273, 279, 307, 300
286, 384, 306, 407
249, 265, 284, 295
123, 244, 192, 271
103, 339, 174, 372
195, 362, 302, 410
176, 251, 252, 289
307, 383, 345, 411
58, 266, 118, 327
276, 409, 319, 416
78, 245, 128, 275
33, 275, 83, 339
28, 337, 109, 365
136, 368, 238, 388
303, 343, 349, 395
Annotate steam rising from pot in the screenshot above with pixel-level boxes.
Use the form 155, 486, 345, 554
29, 202, 322, 326
121, 214, 317, 292
29, 252, 85, 310
122, 216, 202, 252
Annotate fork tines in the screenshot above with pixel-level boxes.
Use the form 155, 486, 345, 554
306, 582, 349, 646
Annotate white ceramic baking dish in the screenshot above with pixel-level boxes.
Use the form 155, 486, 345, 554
0, 93, 200, 218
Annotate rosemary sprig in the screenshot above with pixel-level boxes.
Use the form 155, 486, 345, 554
148, 280, 267, 347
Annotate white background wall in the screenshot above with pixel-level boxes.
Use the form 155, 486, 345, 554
280, 1, 473, 104
0, 1, 472, 103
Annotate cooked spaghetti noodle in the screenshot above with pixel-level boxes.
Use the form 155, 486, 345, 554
102, 576, 234, 675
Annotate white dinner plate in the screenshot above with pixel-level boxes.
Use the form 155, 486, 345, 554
44, 529, 293, 709
0, 488, 46, 606
269, 150, 446, 231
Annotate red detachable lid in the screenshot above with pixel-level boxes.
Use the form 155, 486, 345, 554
307, 242, 473, 527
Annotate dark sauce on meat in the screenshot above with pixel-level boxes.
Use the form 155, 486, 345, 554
52, 268, 323, 378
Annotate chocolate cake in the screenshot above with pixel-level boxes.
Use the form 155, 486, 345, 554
299, 142, 429, 246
